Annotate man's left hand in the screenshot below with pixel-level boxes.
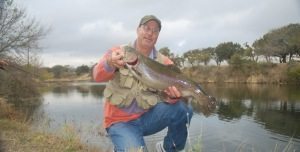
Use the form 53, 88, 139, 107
164, 86, 181, 103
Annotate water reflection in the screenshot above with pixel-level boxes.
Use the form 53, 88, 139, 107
217, 99, 254, 121
7, 96, 43, 121
49, 83, 105, 98
206, 84, 300, 140
28, 83, 300, 151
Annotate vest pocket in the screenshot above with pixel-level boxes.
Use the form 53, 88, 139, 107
104, 87, 127, 107
136, 91, 160, 109
104, 85, 136, 108
119, 69, 134, 88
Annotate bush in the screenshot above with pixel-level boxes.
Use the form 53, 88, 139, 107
287, 62, 300, 83
228, 54, 244, 67
75, 65, 90, 76
228, 54, 255, 75
0, 70, 40, 99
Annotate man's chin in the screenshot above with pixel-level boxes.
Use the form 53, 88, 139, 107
142, 41, 154, 47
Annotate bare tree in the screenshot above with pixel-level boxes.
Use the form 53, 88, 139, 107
0, 0, 48, 99
0, 0, 47, 64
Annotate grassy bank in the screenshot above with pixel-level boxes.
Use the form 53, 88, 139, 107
0, 98, 101, 152
43, 73, 91, 83
0, 119, 86, 152
183, 62, 300, 84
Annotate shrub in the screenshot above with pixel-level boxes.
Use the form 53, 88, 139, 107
287, 62, 300, 83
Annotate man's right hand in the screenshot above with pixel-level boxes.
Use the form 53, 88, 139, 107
107, 49, 125, 69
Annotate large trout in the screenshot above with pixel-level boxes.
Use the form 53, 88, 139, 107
123, 46, 217, 116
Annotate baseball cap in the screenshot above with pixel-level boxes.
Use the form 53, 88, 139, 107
139, 15, 161, 31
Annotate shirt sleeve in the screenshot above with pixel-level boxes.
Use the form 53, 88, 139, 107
93, 49, 116, 82
162, 55, 174, 65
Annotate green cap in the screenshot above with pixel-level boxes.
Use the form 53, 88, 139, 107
139, 15, 161, 31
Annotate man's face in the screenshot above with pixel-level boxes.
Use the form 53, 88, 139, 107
137, 20, 160, 49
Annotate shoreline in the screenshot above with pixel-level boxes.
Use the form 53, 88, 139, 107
0, 97, 102, 152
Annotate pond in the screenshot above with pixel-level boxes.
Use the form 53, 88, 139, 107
28, 83, 300, 151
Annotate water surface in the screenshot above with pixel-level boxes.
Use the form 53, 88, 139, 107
29, 83, 300, 151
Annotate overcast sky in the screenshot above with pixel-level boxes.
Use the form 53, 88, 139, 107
15, 0, 300, 67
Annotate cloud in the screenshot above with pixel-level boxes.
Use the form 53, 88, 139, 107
79, 20, 134, 39
14, 0, 300, 66
177, 40, 187, 48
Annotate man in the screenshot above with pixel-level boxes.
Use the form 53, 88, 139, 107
93, 15, 193, 152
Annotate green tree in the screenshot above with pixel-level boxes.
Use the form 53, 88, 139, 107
172, 55, 185, 68
243, 42, 257, 62
282, 24, 300, 61
75, 65, 90, 76
183, 49, 198, 67
253, 38, 273, 62
51, 65, 66, 78
159, 47, 184, 67
199, 47, 214, 65
215, 42, 243, 65
159, 47, 174, 58
253, 23, 300, 63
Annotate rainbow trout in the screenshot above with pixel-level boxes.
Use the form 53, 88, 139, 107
123, 46, 216, 116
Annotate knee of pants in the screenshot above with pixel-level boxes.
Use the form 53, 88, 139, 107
173, 101, 193, 121
106, 123, 146, 150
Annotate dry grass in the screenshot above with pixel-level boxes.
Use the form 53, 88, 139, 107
1, 121, 84, 152
0, 97, 103, 152
183, 63, 293, 84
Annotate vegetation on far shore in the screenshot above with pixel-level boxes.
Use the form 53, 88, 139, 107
183, 62, 300, 84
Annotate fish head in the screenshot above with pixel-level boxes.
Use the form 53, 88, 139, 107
123, 46, 139, 66
191, 87, 217, 117
122, 46, 144, 79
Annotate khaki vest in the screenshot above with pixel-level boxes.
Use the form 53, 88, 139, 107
103, 46, 165, 109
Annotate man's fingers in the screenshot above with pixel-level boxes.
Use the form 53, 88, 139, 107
112, 52, 122, 60
115, 60, 125, 67
165, 86, 181, 98
110, 51, 125, 68
114, 49, 125, 58
172, 86, 181, 97
116, 54, 124, 60
170, 86, 180, 98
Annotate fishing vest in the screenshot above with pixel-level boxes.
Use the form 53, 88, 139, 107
103, 45, 165, 110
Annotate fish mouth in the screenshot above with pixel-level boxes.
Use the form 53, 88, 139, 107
126, 57, 138, 66
195, 95, 217, 117
208, 96, 217, 110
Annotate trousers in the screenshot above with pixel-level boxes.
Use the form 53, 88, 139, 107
106, 101, 193, 152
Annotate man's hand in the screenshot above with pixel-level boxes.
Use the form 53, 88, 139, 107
164, 86, 181, 104
107, 49, 125, 69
